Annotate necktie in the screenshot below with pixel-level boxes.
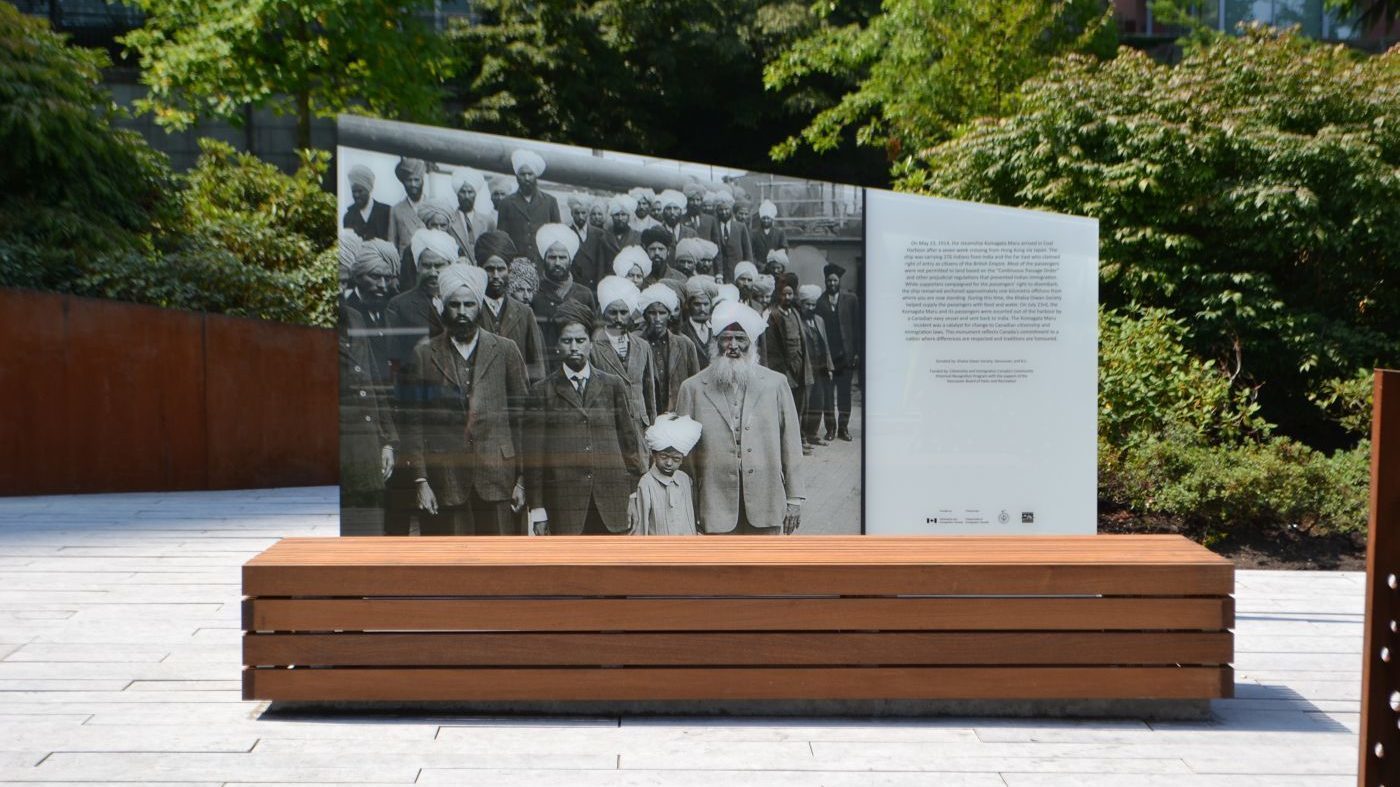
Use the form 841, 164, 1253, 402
572, 375, 585, 396
722, 223, 729, 244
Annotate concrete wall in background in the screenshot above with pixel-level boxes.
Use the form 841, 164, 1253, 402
0, 289, 337, 496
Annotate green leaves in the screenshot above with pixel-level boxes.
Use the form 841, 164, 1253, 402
121, 0, 454, 146
764, 0, 1116, 163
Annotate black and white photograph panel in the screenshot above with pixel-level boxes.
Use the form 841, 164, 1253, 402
336, 116, 863, 537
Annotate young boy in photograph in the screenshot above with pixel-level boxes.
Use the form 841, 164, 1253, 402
627, 414, 702, 536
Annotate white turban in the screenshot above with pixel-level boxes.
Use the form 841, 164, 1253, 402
732, 261, 759, 281
638, 283, 680, 314
566, 193, 591, 209
645, 413, 703, 455
490, 175, 518, 195
338, 229, 362, 270
702, 191, 719, 204
696, 239, 719, 259
347, 164, 375, 191
674, 237, 706, 262
629, 187, 656, 203
758, 199, 778, 219
714, 190, 736, 206
612, 246, 652, 279
716, 284, 741, 305
411, 228, 459, 266
511, 149, 547, 176
684, 275, 719, 299
437, 263, 487, 303
798, 284, 823, 302
657, 190, 686, 210
451, 167, 485, 195
709, 300, 768, 340
536, 223, 580, 260
752, 274, 777, 296
767, 248, 789, 266
608, 194, 637, 216
597, 276, 641, 314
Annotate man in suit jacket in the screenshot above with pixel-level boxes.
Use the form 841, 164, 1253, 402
574, 197, 641, 290
386, 158, 428, 291
637, 283, 700, 413
496, 149, 561, 263
683, 183, 722, 247
385, 229, 455, 369
343, 164, 391, 242
816, 263, 861, 441
712, 191, 754, 283
531, 224, 596, 363
679, 276, 719, 370
591, 277, 658, 469
676, 301, 805, 535
526, 320, 644, 535
338, 303, 396, 536
342, 247, 397, 386
476, 231, 547, 385
766, 276, 813, 444
751, 199, 788, 268
797, 284, 835, 450
656, 189, 698, 246
398, 265, 530, 536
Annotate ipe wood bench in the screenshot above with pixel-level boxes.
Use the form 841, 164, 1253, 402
242, 535, 1234, 708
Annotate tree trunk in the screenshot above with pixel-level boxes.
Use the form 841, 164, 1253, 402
296, 90, 312, 151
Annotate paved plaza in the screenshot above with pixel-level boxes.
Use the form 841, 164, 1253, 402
0, 487, 1365, 785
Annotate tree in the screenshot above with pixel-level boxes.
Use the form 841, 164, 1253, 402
121, 0, 455, 149
0, 3, 176, 290
763, 0, 1116, 169
448, 0, 888, 184
912, 26, 1400, 443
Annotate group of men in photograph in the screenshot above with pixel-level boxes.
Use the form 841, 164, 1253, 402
338, 148, 860, 537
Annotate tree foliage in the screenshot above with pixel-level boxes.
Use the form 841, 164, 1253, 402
448, 0, 887, 183
0, 11, 338, 327
913, 26, 1400, 441
121, 0, 455, 147
763, 0, 1116, 165
0, 3, 176, 290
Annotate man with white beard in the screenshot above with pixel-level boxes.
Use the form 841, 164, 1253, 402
675, 301, 804, 535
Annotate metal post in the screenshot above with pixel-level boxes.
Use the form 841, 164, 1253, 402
1361, 369, 1400, 786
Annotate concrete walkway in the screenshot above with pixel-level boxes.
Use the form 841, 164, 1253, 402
0, 487, 1363, 785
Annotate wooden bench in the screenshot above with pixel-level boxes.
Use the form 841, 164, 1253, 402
242, 535, 1234, 705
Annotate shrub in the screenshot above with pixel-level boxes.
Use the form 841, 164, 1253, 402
1111, 434, 1369, 536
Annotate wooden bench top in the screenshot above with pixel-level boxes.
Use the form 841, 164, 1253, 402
244, 535, 1233, 597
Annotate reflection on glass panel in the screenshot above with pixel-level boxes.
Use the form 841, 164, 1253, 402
1223, 0, 1325, 36
1275, 0, 1324, 36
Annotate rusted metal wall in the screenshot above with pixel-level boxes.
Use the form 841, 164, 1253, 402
0, 288, 337, 496
1362, 369, 1400, 786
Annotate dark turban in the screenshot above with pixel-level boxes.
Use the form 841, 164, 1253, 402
640, 226, 673, 248
782, 272, 800, 292
394, 157, 426, 182
823, 263, 847, 279
553, 299, 595, 332
475, 230, 518, 264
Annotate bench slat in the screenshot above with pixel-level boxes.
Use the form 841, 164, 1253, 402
245, 563, 1232, 597
243, 665, 1234, 701
243, 631, 1233, 667
244, 597, 1235, 632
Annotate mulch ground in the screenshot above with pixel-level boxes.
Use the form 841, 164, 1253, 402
1098, 508, 1367, 571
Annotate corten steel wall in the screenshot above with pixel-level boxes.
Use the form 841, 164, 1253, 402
0, 288, 337, 496
1362, 369, 1400, 786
